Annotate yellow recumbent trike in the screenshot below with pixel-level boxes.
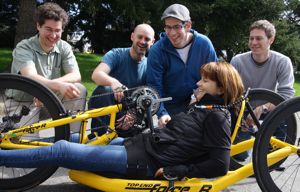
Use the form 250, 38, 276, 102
0, 73, 298, 192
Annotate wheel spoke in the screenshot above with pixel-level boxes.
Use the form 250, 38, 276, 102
0, 74, 68, 190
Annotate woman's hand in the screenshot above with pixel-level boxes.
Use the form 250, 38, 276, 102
154, 168, 164, 178
158, 115, 171, 128
194, 88, 205, 101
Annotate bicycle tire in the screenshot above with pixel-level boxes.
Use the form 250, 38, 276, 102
230, 88, 297, 170
0, 73, 69, 191
253, 97, 299, 192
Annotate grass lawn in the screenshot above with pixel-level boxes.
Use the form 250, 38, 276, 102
74, 52, 100, 96
294, 74, 300, 96
0, 48, 13, 72
1, 48, 300, 97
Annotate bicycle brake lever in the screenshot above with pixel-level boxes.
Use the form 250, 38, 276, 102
244, 88, 251, 99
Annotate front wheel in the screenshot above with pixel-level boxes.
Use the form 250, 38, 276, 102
0, 74, 69, 191
253, 97, 300, 192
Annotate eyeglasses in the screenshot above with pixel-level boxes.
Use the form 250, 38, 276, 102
249, 36, 265, 41
164, 23, 186, 32
43, 27, 63, 35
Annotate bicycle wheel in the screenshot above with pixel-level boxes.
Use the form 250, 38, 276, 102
0, 73, 69, 191
230, 88, 297, 170
253, 97, 300, 192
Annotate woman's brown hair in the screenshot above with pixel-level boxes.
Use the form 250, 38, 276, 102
201, 61, 244, 105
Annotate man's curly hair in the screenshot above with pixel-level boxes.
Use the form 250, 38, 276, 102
35, 2, 69, 29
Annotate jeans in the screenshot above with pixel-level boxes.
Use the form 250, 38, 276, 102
88, 86, 117, 135
69, 133, 124, 145
59, 83, 87, 133
0, 139, 128, 175
88, 86, 138, 138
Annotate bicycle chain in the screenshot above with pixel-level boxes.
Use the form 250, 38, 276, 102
63, 85, 246, 110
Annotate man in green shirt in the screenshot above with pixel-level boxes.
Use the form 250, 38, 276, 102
9, 2, 86, 133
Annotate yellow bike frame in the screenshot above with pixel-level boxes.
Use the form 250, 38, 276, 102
1, 98, 298, 192
69, 99, 299, 192
0, 104, 122, 149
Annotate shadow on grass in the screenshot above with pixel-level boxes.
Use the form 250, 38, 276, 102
0, 48, 13, 72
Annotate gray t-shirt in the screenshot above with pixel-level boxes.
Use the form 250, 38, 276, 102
231, 50, 295, 99
11, 34, 79, 79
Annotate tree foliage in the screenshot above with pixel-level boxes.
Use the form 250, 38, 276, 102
14, 0, 37, 46
0, 0, 18, 48
2, 0, 300, 67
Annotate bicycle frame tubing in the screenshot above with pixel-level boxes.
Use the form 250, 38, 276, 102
1, 98, 249, 151
69, 136, 298, 192
2, 91, 295, 191
0, 104, 122, 149
1, 98, 256, 161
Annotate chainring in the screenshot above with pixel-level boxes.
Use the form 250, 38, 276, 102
130, 86, 160, 116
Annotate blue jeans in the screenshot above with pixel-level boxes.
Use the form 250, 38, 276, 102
88, 86, 142, 138
69, 133, 124, 145
0, 139, 128, 175
88, 86, 116, 135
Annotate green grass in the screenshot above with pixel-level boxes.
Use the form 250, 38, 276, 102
74, 52, 101, 96
1, 47, 300, 97
0, 48, 13, 72
294, 74, 300, 96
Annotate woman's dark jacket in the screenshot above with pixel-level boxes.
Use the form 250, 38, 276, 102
125, 94, 232, 179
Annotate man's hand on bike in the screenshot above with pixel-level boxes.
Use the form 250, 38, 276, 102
58, 82, 80, 99
33, 97, 43, 107
115, 110, 137, 130
111, 81, 127, 102
244, 102, 275, 127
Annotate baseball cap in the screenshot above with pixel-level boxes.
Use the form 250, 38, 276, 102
161, 4, 191, 21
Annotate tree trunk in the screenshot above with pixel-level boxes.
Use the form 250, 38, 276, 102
14, 0, 37, 47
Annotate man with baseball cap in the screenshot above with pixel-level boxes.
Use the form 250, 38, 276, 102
147, 4, 217, 127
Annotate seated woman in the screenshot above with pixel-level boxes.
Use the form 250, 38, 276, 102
0, 61, 244, 180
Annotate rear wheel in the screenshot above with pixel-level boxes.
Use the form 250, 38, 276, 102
253, 97, 300, 192
230, 88, 296, 170
0, 74, 69, 191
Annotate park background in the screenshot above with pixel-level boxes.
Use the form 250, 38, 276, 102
1, 0, 300, 96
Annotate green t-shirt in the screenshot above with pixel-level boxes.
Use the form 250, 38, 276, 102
8, 35, 79, 100
11, 34, 79, 79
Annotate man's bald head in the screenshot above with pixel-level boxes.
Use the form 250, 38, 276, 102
134, 23, 155, 38
130, 23, 155, 61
